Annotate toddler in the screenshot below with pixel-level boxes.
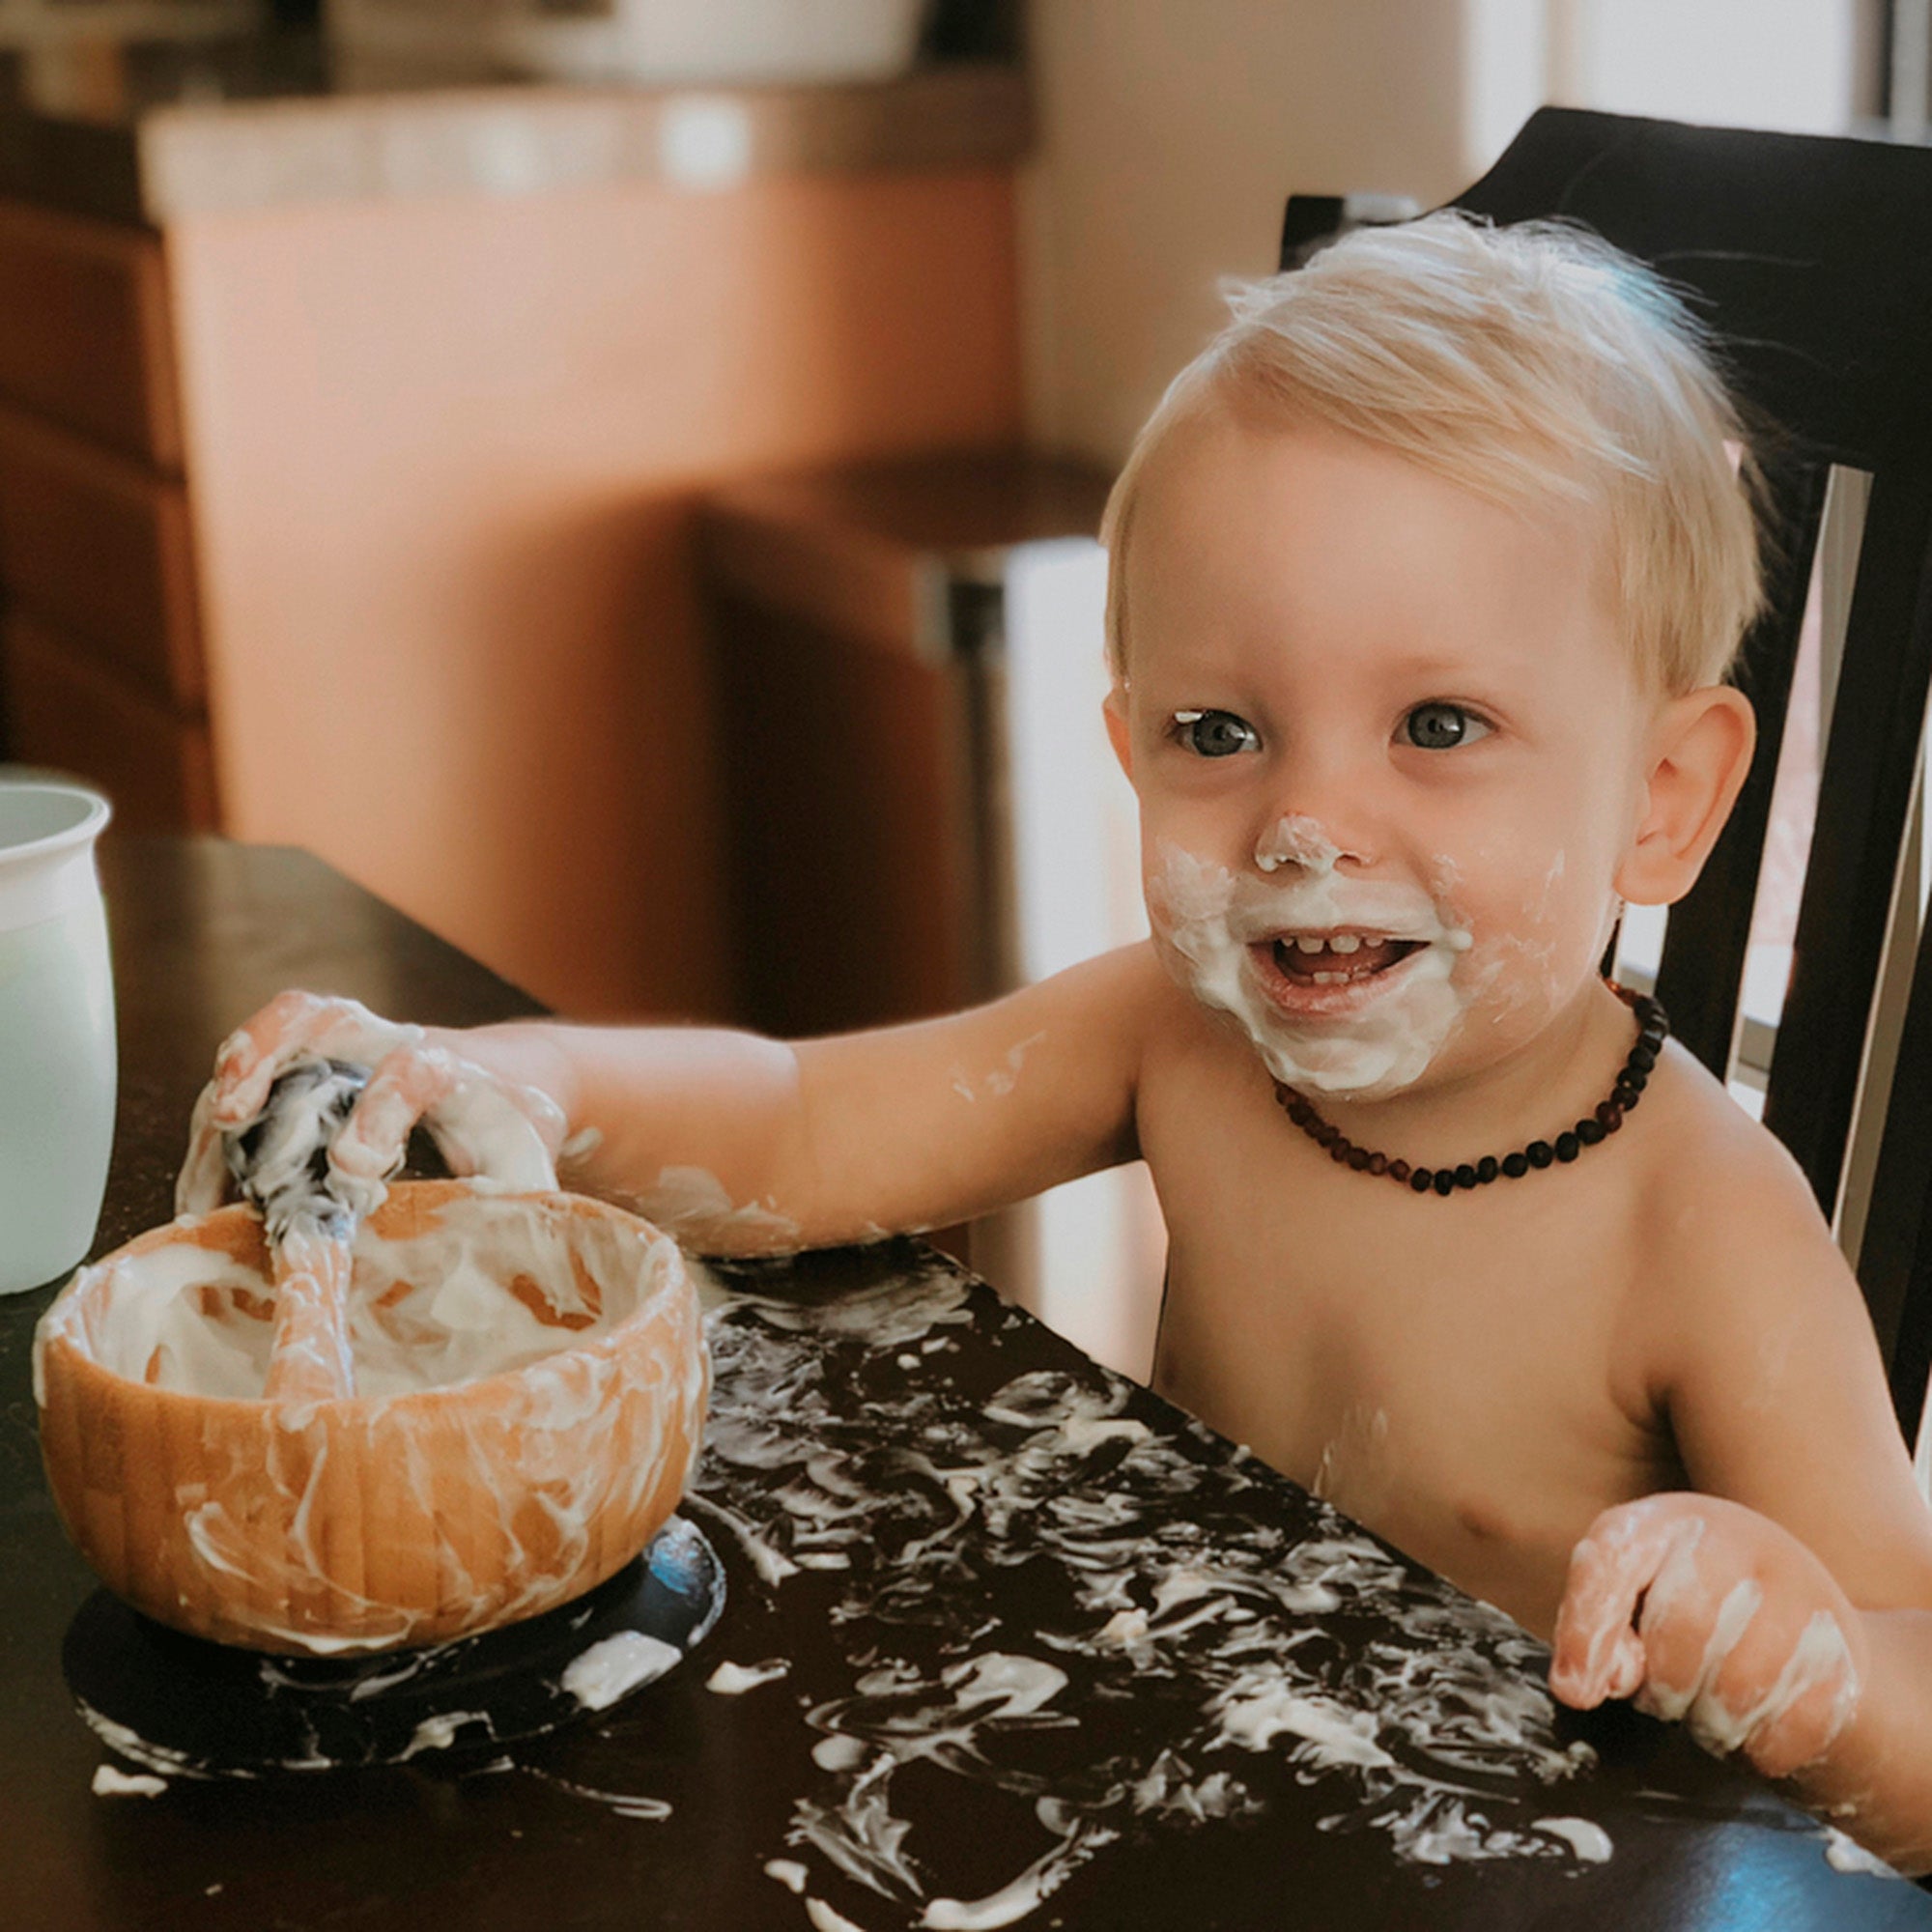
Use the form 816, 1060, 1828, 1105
183, 213, 1932, 1869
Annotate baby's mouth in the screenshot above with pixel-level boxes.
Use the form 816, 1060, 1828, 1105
1262, 931, 1427, 987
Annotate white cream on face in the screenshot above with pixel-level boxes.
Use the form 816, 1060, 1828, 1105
1255, 815, 1341, 875
1149, 840, 1474, 1099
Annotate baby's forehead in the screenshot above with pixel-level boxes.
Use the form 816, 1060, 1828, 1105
1140, 387, 1587, 520
1102, 221, 1760, 698
1133, 399, 1618, 593
1117, 404, 1654, 700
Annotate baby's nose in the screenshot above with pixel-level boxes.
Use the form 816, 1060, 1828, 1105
1255, 812, 1359, 876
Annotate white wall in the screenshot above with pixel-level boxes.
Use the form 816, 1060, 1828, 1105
1548, 0, 1861, 132
1019, 0, 1863, 468
1018, 0, 1474, 465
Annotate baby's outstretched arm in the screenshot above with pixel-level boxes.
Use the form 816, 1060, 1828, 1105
180, 948, 1162, 1255
1548, 1142, 1932, 1871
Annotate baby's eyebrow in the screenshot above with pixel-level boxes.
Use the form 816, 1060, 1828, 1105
1385, 630, 1552, 670
1378, 651, 1489, 680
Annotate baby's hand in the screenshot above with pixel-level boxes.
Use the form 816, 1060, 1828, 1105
177, 990, 566, 1218
1549, 1492, 1867, 1779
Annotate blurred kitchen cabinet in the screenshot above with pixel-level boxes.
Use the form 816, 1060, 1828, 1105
701, 449, 1113, 1035
0, 200, 215, 829
0, 198, 181, 463
0, 68, 1031, 1015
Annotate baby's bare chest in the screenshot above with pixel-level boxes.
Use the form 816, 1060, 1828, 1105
1139, 1080, 1679, 1628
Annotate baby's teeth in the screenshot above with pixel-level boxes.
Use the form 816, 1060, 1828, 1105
1329, 934, 1360, 954
1294, 935, 1325, 954
1312, 971, 1342, 984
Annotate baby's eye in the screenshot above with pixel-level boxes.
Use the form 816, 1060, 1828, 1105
1172, 709, 1262, 758
1402, 702, 1491, 752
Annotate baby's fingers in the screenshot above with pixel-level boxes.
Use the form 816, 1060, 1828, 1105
176, 1081, 234, 1216
330, 1044, 559, 1202
323, 1044, 451, 1213
1550, 1500, 1685, 1706
209, 991, 415, 1130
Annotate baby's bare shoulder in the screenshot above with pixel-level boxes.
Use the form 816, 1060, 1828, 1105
1632, 1041, 1829, 1258
1028, 941, 1208, 1100
1623, 1037, 1855, 1353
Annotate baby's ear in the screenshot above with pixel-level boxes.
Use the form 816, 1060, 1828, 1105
1615, 687, 1757, 905
1103, 689, 1133, 782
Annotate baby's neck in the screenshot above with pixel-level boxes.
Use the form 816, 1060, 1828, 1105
1300, 978, 1638, 1175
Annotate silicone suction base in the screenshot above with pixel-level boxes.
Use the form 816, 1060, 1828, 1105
64, 1516, 724, 1777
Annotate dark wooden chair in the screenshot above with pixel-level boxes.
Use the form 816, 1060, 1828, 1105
1284, 110, 1932, 1442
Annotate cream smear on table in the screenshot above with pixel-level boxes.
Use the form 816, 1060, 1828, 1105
708, 1658, 791, 1694
1149, 840, 1473, 1098
563, 1633, 682, 1712
688, 1249, 1623, 1928
1823, 1825, 1906, 1878
77, 1249, 1898, 1905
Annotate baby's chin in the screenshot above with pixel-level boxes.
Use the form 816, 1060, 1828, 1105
1241, 1009, 1455, 1103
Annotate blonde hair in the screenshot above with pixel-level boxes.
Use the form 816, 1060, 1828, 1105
1102, 211, 1764, 695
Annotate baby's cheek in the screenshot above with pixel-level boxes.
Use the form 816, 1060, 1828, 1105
1447, 930, 1576, 1049
1458, 867, 1616, 1019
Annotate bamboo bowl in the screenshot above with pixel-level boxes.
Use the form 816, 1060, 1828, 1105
34, 1181, 709, 1655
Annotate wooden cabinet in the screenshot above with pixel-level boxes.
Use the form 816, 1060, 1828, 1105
0, 199, 181, 466
0, 406, 203, 703
0, 200, 215, 831
701, 450, 1112, 1035
3, 611, 216, 830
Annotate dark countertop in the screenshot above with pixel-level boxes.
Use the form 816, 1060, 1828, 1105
4, 836, 1930, 1930
0, 31, 1030, 226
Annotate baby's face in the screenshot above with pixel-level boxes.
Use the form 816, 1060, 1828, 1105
1112, 406, 1660, 1101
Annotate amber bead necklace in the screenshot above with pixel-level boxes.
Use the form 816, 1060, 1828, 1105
1271, 982, 1667, 1197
